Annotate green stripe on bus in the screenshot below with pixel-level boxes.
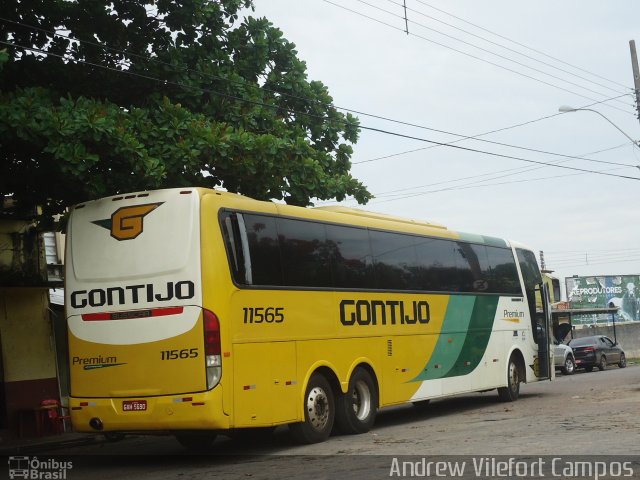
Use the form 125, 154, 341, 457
410, 296, 475, 382
444, 295, 500, 377
479, 235, 508, 248
457, 232, 507, 247
457, 232, 484, 244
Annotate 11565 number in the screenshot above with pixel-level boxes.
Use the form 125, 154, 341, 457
161, 348, 198, 360
243, 307, 284, 324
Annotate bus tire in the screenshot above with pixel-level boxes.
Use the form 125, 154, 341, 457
175, 431, 217, 451
498, 355, 520, 402
335, 368, 378, 434
289, 373, 335, 444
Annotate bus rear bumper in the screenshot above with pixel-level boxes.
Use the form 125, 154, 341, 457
69, 387, 228, 433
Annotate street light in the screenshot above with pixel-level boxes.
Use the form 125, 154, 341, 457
558, 105, 640, 149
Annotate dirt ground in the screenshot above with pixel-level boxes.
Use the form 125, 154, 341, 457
39, 364, 640, 479
290, 362, 640, 456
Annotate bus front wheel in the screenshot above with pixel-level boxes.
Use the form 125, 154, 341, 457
498, 355, 521, 402
289, 373, 335, 444
335, 368, 378, 434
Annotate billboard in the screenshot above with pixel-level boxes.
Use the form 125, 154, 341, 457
565, 275, 640, 325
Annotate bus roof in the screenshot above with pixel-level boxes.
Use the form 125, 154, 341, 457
74, 188, 515, 248
211, 190, 509, 247
314, 206, 447, 230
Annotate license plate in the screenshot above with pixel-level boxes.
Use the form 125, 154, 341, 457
122, 400, 147, 412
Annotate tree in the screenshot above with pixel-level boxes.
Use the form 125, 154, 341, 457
0, 0, 371, 225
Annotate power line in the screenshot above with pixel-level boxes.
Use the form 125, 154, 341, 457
370, 143, 631, 200
314, 161, 629, 206
4, 16, 637, 174
355, 102, 632, 165
547, 247, 640, 255
324, 0, 635, 115
547, 249, 640, 264
551, 252, 640, 263
356, 0, 633, 109
320, 160, 635, 206
383, 0, 630, 97
367, 165, 633, 204
349, 101, 639, 169
553, 256, 640, 270
413, 0, 631, 91
357, 124, 640, 180
0, 16, 348, 121
4, 38, 640, 187
0, 39, 352, 129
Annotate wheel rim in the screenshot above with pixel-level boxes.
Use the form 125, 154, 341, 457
620, 354, 626, 366
350, 379, 372, 421
600, 357, 606, 369
306, 386, 330, 431
565, 358, 574, 373
508, 361, 519, 391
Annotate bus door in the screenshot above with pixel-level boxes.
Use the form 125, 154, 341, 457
537, 282, 552, 379
516, 248, 551, 380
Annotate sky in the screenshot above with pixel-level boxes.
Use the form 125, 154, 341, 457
249, 0, 640, 299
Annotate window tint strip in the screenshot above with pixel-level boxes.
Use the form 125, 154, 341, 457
219, 211, 522, 296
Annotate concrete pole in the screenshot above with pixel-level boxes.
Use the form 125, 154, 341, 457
630, 40, 640, 123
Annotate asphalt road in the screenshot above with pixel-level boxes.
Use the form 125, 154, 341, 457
26, 364, 640, 479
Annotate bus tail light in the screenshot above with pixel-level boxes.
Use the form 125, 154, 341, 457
203, 309, 222, 389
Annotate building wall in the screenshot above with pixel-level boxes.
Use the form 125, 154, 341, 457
0, 220, 47, 287
0, 287, 59, 434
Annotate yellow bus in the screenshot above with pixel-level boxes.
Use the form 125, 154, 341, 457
65, 187, 552, 447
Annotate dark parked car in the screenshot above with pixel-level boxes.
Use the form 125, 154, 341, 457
568, 335, 627, 372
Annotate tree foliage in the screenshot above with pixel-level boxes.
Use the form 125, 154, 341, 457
0, 0, 371, 224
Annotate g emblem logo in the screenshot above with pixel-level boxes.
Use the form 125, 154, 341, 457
92, 202, 163, 241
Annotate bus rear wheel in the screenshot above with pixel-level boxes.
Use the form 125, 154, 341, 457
290, 373, 335, 444
335, 368, 378, 434
498, 356, 521, 402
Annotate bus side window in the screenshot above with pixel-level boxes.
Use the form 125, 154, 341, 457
413, 237, 458, 292
242, 214, 283, 286
515, 248, 543, 342
221, 212, 248, 284
486, 246, 521, 295
458, 243, 490, 292
370, 230, 418, 291
326, 224, 374, 289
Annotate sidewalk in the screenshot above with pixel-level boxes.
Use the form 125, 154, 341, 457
0, 431, 104, 456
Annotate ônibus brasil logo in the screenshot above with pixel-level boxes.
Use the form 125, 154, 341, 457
8, 456, 72, 479
92, 202, 163, 241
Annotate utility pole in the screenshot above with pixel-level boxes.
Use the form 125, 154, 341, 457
630, 40, 640, 124
403, 1, 409, 35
